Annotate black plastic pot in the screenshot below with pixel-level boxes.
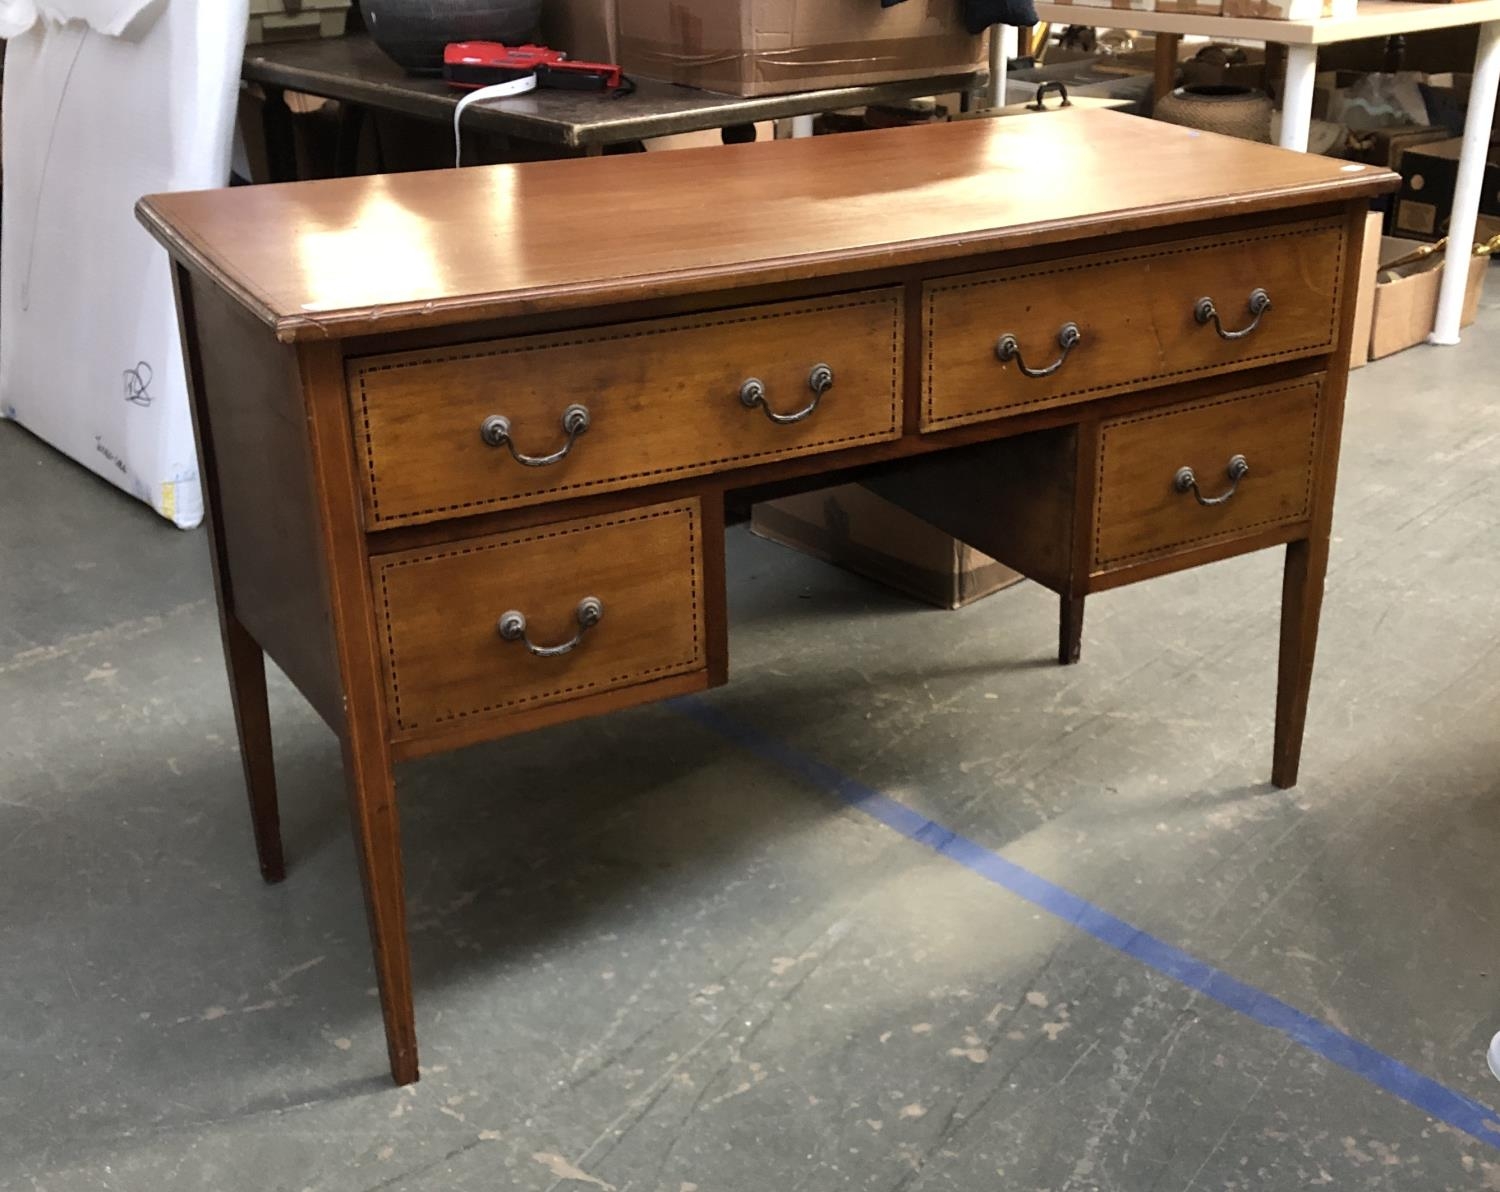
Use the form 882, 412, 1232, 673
359, 0, 544, 74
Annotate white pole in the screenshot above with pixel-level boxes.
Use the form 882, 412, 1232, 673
1430, 20, 1500, 345
1277, 42, 1317, 152
789, 113, 816, 139
987, 24, 1015, 109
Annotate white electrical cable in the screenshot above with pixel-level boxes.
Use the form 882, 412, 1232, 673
452, 74, 538, 167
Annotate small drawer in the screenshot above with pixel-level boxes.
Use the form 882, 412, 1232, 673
922, 219, 1345, 431
350, 291, 903, 529
1093, 376, 1323, 572
372, 499, 706, 735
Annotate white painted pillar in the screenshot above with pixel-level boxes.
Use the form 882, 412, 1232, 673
1430, 20, 1500, 345
1277, 42, 1318, 152
987, 24, 1018, 109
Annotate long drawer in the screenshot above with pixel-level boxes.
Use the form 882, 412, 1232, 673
922, 219, 1345, 431
372, 499, 706, 735
349, 291, 903, 528
1092, 376, 1324, 573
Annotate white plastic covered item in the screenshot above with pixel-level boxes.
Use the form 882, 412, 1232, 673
0, 0, 160, 38
0, 0, 249, 528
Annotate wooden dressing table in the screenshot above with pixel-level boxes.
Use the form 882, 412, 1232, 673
138, 111, 1395, 1085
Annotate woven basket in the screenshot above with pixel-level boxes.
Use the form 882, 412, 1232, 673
1153, 84, 1274, 144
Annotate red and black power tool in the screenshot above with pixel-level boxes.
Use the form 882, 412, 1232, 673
443, 42, 632, 94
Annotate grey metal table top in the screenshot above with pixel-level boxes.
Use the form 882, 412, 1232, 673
242, 34, 986, 150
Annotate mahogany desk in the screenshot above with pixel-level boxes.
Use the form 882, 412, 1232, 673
138, 111, 1396, 1085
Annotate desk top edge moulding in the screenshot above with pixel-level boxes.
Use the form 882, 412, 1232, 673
140, 111, 1398, 1085
139, 111, 1391, 340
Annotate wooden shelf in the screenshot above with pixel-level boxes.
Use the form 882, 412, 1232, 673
1031, 0, 1500, 46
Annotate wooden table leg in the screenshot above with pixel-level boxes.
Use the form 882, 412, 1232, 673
172, 266, 285, 883
261, 85, 300, 183
1271, 537, 1328, 789
1059, 595, 1086, 666
302, 342, 419, 1086
1154, 33, 1182, 103
223, 617, 286, 883
334, 101, 365, 178
340, 721, 418, 1084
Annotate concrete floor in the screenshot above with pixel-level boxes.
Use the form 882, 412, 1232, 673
3, 297, 1500, 1192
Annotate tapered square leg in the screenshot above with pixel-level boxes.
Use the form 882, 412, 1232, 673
220, 615, 285, 883
1059, 595, 1085, 666
1272, 538, 1328, 789
341, 733, 418, 1085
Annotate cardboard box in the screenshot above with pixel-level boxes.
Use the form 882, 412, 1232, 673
1221, 0, 1355, 20
1342, 123, 1451, 170
1155, 0, 1223, 14
1393, 135, 1500, 241
751, 485, 1024, 610
1368, 235, 1489, 359
1348, 210, 1383, 371
247, 0, 349, 43
616, 0, 987, 97
1044, 0, 1158, 11
543, 0, 618, 65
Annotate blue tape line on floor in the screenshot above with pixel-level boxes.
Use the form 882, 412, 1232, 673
672, 695, 1500, 1150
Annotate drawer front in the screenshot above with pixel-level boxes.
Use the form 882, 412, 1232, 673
373, 499, 705, 735
350, 291, 903, 528
1093, 376, 1323, 572
922, 219, 1345, 431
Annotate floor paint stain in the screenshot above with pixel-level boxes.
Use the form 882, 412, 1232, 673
531, 1152, 616, 1190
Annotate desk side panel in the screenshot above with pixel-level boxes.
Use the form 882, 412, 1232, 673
180, 268, 344, 728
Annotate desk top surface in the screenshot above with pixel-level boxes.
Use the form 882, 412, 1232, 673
140, 110, 1393, 343
241, 34, 984, 149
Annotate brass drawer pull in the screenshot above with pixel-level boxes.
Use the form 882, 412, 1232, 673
739, 363, 835, 425
480, 403, 590, 467
1195, 288, 1271, 340
1174, 454, 1249, 506
995, 322, 1081, 378
497, 596, 603, 658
